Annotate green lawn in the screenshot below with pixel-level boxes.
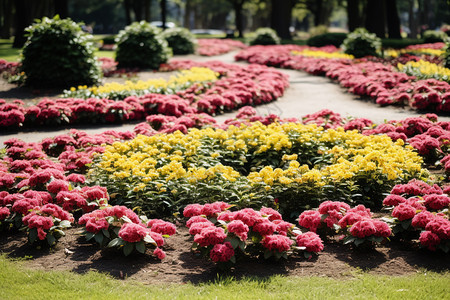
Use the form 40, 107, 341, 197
0, 255, 448, 300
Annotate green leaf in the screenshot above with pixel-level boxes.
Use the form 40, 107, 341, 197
121, 216, 132, 223
46, 233, 56, 246
135, 241, 146, 254
239, 240, 246, 251
59, 220, 71, 228
303, 252, 312, 259
229, 255, 236, 263
94, 233, 104, 245
342, 236, 356, 244
228, 237, 239, 249
107, 237, 121, 248
401, 220, 412, 230
143, 235, 156, 245
354, 238, 365, 246
102, 229, 110, 238
85, 232, 95, 241
123, 242, 134, 256
28, 228, 38, 244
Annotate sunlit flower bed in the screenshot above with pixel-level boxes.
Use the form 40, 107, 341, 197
1, 109, 449, 265
235, 44, 450, 112
63, 67, 219, 100
197, 39, 247, 56
0, 61, 288, 130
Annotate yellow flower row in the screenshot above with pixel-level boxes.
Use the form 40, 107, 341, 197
292, 50, 354, 60
385, 48, 444, 58
397, 60, 450, 81
93, 122, 425, 188
68, 67, 218, 98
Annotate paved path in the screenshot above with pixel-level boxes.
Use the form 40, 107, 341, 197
1, 51, 449, 145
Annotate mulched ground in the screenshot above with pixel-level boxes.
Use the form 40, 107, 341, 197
1, 225, 448, 284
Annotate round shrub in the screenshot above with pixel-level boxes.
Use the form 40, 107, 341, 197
423, 30, 448, 43
20, 16, 101, 88
307, 33, 347, 47
341, 28, 381, 58
249, 27, 280, 46
115, 21, 172, 69
160, 27, 196, 55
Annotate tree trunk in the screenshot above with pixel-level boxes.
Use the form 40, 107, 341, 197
160, 0, 167, 29
144, 0, 151, 22
13, 0, 31, 48
408, 0, 418, 38
124, 0, 132, 24
132, 0, 143, 21
54, 0, 68, 18
365, 0, 386, 38
1, 0, 13, 38
346, 0, 363, 31
271, 0, 292, 40
386, 0, 401, 39
234, 1, 244, 38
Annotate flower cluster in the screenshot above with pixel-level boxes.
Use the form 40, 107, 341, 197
382, 179, 449, 252
79, 205, 175, 257
197, 39, 247, 56
184, 202, 323, 264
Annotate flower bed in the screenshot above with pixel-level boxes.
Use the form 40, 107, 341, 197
197, 39, 247, 56
235, 44, 450, 113
1, 109, 449, 268
0, 61, 288, 130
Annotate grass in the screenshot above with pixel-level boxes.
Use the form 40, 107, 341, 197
0, 255, 448, 300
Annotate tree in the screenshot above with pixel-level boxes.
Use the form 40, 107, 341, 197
346, 0, 364, 32
365, 0, 386, 38
0, 0, 14, 38
271, 0, 295, 40
386, 0, 401, 39
227, 0, 247, 38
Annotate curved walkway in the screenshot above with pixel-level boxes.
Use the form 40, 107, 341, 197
1, 51, 449, 145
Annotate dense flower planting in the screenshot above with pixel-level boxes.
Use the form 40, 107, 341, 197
0, 61, 288, 130
90, 109, 425, 218
183, 201, 322, 265
235, 43, 450, 113
196, 39, 247, 56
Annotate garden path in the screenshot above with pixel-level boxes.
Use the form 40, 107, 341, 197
1, 50, 449, 145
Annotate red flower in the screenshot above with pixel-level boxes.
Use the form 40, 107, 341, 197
298, 210, 321, 232
186, 216, 211, 228
233, 208, 261, 227
423, 194, 450, 210
296, 232, 324, 253
47, 179, 69, 194
411, 211, 435, 229
118, 223, 148, 243
260, 207, 282, 221
150, 232, 165, 247
252, 218, 277, 236
153, 247, 166, 260
210, 242, 235, 262
349, 220, 377, 238
194, 226, 227, 247
261, 235, 293, 253
183, 204, 203, 218
382, 195, 406, 207
392, 203, 417, 221
227, 220, 249, 241
0, 207, 10, 220
419, 231, 441, 250
147, 219, 176, 236
372, 220, 391, 237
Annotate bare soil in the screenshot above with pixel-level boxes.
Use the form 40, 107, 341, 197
1, 226, 448, 284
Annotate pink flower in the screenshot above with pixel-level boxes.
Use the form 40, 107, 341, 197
423, 194, 450, 210
252, 218, 277, 236
210, 242, 235, 262
0, 207, 10, 220
227, 220, 249, 241
382, 195, 406, 207
425, 217, 450, 239
150, 232, 165, 247
372, 220, 391, 237
419, 231, 441, 250
412, 211, 435, 229
194, 226, 227, 247
147, 219, 176, 236
186, 216, 211, 228
118, 223, 148, 243
233, 208, 261, 227
201, 203, 222, 217
298, 210, 321, 232
85, 218, 109, 234
183, 204, 203, 217
153, 247, 166, 259
217, 210, 235, 222
296, 232, 324, 253
260, 207, 282, 221
318, 201, 350, 215
272, 219, 294, 236
66, 173, 86, 184
392, 203, 417, 221
81, 186, 109, 201
349, 220, 377, 238
261, 235, 293, 253
189, 221, 215, 235
47, 179, 69, 194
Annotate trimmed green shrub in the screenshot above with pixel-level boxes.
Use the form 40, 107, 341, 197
249, 27, 280, 46
341, 28, 381, 58
20, 16, 101, 88
307, 33, 347, 47
115, 21, 172, 69
423, 30, 448, 43
381, 38, 424, 49
160, 27, 196, 55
